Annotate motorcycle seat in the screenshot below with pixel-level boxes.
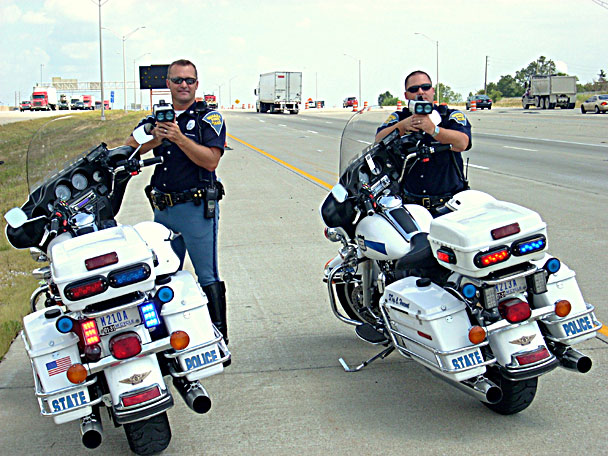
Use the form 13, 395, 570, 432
395, 232, 437, 270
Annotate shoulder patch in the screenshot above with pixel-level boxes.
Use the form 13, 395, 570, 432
449, 111, 467, 126
381, 113, 399, 127
202, 111, 224, 136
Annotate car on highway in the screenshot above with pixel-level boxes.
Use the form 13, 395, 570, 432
580, 94, 608, 114
466, 94, 492, 110
73, 101, 85, 110
19, 100, 31, 112
57, 101, 69, 110
343, 97, 357, 108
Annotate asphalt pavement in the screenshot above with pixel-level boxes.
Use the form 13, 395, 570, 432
0, 109, 606, 455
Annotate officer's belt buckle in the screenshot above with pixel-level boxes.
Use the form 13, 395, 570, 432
165, 193, 174, 207
421, 197, 431, 208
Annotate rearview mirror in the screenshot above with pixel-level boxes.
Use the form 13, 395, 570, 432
331, 184, 348, 203
4, 207, 28, 229
133, 124, 154, 145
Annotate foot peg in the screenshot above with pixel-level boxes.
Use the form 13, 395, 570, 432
355, 323, 388, 344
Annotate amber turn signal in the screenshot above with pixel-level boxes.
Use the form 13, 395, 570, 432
170, 330, 190, 350
67, 363, 88, 384
555, 300, 572, 318
468, 326, 486, 344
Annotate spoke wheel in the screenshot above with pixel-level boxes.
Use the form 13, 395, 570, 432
334, 282, 378, 326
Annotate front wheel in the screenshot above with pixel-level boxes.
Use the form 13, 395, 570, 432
124, 412, 172, 455
483, 369, 538, 415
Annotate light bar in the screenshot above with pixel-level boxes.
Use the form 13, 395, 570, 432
81, 320, 101, 345
437, 247, 457, 264
474, 247, 510, 268
108, 264, 151, 288
512, 235, 546, 256
139, 302, 161, 328
65, 277, 108, 301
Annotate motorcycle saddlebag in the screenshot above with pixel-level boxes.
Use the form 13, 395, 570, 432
161, 271, 224, 381
382, 277, 487, 382
23, 307, 93, 424
530, 257, 601, 345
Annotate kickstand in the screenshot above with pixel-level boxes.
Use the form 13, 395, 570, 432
339, 346, 395, 372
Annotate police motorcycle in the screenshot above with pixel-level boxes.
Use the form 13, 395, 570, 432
320, 104, 601, 415
4, 118, 230, 455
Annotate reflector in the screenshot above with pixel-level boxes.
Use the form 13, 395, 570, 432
122, 386, 161, 407
85, 252, 118, 271
491, 223, 520, 240
515, 347, 550, 365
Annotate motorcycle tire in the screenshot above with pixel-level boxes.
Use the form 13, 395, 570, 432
124, 412, 172, 455
483, 368, 538, 415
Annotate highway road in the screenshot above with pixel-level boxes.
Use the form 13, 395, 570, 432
0, 107, 606, 455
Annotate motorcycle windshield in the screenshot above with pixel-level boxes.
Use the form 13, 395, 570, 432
26, 115, 109, 205
338, 106, 397, 176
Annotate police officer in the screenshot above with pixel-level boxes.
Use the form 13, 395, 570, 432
126, 59, 229, 343
375, 70, 472, 213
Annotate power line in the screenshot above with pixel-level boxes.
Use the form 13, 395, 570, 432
592, 0, 608, 10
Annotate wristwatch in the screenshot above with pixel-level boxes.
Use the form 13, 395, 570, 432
431, 125, 440, 137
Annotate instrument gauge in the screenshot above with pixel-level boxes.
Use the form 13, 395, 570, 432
92, 170, 104, 183
55, 184, 71, 201
71, 173, 88, 191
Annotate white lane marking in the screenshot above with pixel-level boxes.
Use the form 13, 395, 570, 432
278, 124, 286, 127
258, 119, 266, 123
325, 121, 332, 124
317, 150, 323, 152
480, 132, 608, 149
357, 140, 372, 144
468, 164, 489, 170
504, 145, 538, 152
307, 130, 318, 134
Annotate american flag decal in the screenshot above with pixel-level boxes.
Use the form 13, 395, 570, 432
46, 356, 72, 376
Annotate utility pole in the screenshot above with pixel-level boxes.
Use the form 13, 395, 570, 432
484, 56, 488, 94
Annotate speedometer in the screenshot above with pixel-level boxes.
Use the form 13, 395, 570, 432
55, 184, 71, 201
71, 173, 88, 191
92, 170, 104, 182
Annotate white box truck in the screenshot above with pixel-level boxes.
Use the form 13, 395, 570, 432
31, 86, 58, 111
255, 71, 302, 114
522, 75, 577, 109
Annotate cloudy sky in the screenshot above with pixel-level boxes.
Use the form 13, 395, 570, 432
1, 0, 606, 108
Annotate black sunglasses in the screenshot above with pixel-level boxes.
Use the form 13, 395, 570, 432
406, 83, 433, 93
169, 77, 197, 85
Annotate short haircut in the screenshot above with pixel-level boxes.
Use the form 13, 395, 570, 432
404, 70, 432, 89
167, 59, 198, 79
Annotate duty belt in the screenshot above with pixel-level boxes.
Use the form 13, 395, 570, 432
403, 193, 452, 209
146, 183, 224, 211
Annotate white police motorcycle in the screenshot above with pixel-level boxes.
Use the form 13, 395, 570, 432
4, 118, 230, 454
320, 105, 601, 414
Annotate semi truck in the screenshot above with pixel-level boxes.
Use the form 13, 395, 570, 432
31, 86, 57, 111
204, 94, 218, 109
522, 75, 577, 109
255, 71, 302, 114
82, 95, 95, 110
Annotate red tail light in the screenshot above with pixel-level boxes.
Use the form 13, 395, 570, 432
122, 385, 161, 407
81, 320, 101, 345
65, 277, 108, 301
498, 298, 531, 323
515, 347, 550, 365
474, 247, 510, 268
109, 332, 142, 359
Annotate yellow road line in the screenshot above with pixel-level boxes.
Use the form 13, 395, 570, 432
227, 133, 333, 190
228, 133, 607, 339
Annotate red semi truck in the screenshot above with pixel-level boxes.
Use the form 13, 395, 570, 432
31, 87, 58, 111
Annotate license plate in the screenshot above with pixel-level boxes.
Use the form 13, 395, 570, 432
495, 277, 527, 300
96, 307, 142, 336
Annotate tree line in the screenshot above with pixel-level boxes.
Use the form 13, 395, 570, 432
377, 56, 608, 105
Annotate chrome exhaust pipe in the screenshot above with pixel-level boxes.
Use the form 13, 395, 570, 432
173, 378, 212, 414
557, 348, 592, 373
430, 372, 502, 404
80, 412, 103, 449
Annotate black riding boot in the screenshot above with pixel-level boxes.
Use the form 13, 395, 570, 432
203, 281, 228, 345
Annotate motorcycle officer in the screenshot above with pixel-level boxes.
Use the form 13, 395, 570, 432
125, 59, 229, 343
375, 70, 472, 215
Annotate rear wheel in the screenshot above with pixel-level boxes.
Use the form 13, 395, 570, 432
124, 412, 172, 455
595, 106, 600, 114
581, 105, 586, 114
483, 369, 538, 415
